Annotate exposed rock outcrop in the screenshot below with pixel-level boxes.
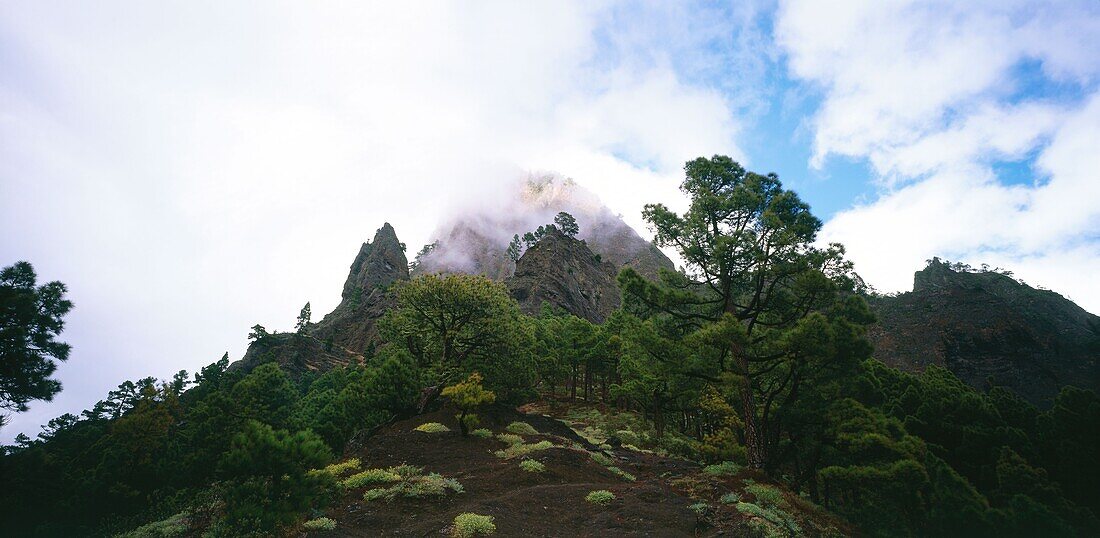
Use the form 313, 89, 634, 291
867, 259, 1100, 405
505, 227, 620, 322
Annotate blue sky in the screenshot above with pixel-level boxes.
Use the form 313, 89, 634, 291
1, 1, 1098, 441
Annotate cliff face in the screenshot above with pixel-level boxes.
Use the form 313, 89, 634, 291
235, 223, 409, 373
505, 227, 620, 323
867, 259, 1100, 405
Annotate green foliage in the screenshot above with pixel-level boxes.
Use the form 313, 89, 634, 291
342, 468, 402, 489
494, 440, 553, 459
0, 261, 73, 413
519, 459, 546, 473
554, 211, 579, 237
362, 470, 463, 502
506, 421, 539, 435
585, 490, 615, 505
703, 461, 741, 477
453, 513, 496, 537
745, 484, 784, 506
588, 451, 613, 466
735, 502, 802, 538
414, 422, 451, 433
302, 517, 336, 532
442, 373, 496, 436
688, 502, 709, 515
232, 363, 299, 429
380, 274, 535, 401
218, 420, 335, 534
607, 466, 636, 481
321, 458, 361, 477
471, 428, 493, 439
720, 492, 741, 504
117, 512, 189, 537
295, 302, 311, 333
495, 433, 523, 445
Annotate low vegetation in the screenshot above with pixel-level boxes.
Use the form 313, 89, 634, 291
585, 490, 615, 505
362, 468, 463, 502
453, 513, 496, 537
519, 459, 546, 473
302, 517, 337, 532
494, 440, 553, 459
414, 422, 451, 433
505, 421, 539, 435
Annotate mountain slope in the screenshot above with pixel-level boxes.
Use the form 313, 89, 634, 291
867, 258, 1100, 404
506, 227, 621, 323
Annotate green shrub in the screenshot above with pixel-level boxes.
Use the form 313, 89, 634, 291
415, 422, 450, 433
322, 458, 361, 477
588, 451, 613, 466
362, 469, 463, 502
735, 502, 802, 536
614, 429, 641, 446
745, 483, 784, 506
585, 490, 615, 505
302, 517, 337, 532
519, 459, 546, 473
342, 468, 401, 489
471, 428, 493, 439
495, 433, 523, 445
720, 492, 741, 504
702, 461, 741, 477
117, 512, 189, 537
388, 464, 423, 478
453, 513, 496, 537
689, 502, 709, 515
506, 421, 539, 435
457, 413, 481, 433
607, 466, 636, 482
494, 440, 553, 459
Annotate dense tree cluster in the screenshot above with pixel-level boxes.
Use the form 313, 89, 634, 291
2, 158, 1096, 536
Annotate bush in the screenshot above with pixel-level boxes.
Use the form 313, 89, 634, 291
495, 433, 523, 445
506, 422, 539, 436
720, 492, 741, 504
453, 513, 496, 537
494, 440, 553, 459
362, 470, 463, 501
703, 461, 741, 477
745, 484, 784, 506
415, 422, 450, 433
302, 517, 337, 532
471, 428, 493, 439
607, 466, 636, 482
519, 459, 546, 473
117, 512, 189, 537
322, 458, 361, 477
689, 502, 709, 515
614, 429, 641, 446
735, 502, 802, 536
588, 451, 613, 466
585, 490, 615, 505
342, 468, 401, 489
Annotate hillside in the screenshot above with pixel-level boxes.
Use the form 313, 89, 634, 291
867, 259, 1100, 404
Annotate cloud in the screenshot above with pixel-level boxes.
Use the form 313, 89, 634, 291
0, 2, 748, 439
777, 0, 1100, 311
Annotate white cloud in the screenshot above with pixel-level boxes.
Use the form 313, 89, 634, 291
0, 2, 747, 439
777, 0, 1100, 311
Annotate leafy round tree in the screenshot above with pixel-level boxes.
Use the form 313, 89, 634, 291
554, 211, 580, 238
0, 261, 73, 415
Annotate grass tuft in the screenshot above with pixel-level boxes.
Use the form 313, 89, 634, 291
322, 458, 361, 477
495, 433, 523, 445
453, 513, 496, 537
471, 428, 493, 439
720, 492, 741, 504
702, 461, 741, 477
302, 517, 337, 532
342, 468, 401, 489
745, 483, 784, 506
506, 421, 539, 435
519, 459, 546, 473
415, 422, 451, 433
585, 490, 616, 505
494, 440, 553, 459
607, 466, 636, 482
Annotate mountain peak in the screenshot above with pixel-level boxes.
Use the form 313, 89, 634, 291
341, 223, 408, 300
506, 228, 619, 322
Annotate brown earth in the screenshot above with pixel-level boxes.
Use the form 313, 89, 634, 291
320, 402, 850, 537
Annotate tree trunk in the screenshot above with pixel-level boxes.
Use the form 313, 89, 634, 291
734, 347, 766, 469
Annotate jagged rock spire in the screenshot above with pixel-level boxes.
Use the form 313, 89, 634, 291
341, 223, 408, 301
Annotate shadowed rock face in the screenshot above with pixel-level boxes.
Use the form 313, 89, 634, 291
505, 227, 620, 323
867, 259, 1100, 405
235, 223, 409, 373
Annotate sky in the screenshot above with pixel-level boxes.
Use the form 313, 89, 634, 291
2, 1, 1098, 441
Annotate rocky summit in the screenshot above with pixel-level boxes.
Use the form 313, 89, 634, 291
867, 258, 1100, 405
506, 227, 621, 323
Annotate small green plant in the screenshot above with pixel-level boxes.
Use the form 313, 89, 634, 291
506, 421, 539, 435
442, 373, 496, 436
415, 422, 451, 433
302, 517, 337, 532
607, 466, 636, 482
322, 458, 361, 477
342, 468, 402, 488
363, 471, 463, 502
494, 440, 553, 459
453, 513, 496, 537
588, 451, 613, 466
585, 490, 615, 505
495, 433, 523, 445
519, 459, 546, 473
720, 492, 741, 504
614, 429, 641, 446
703, 461, 741, 477
689, 502, 709, 515
117, 512, 189, 537
735, 502, 802, 536
471, 428, 493, 439
745, 483, 784, 506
